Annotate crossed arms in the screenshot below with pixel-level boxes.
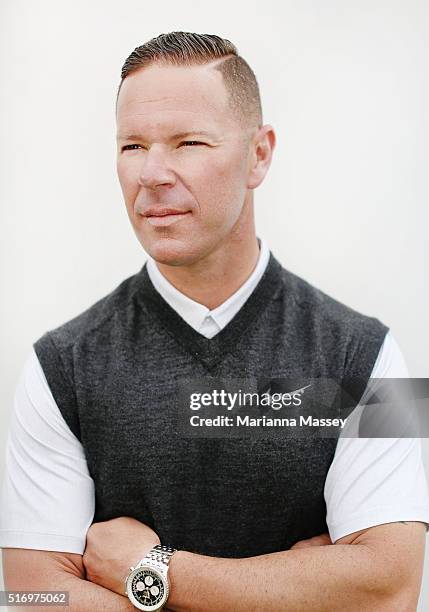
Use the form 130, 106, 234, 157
3, 518, 426, 611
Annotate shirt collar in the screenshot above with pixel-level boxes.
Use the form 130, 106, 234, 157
146, 237, 270, 334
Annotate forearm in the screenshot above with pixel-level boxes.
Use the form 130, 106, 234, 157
80, 518, 424, 611
167, 544, 403, 612
7, 568, 135, 612
51, 573, 136, 612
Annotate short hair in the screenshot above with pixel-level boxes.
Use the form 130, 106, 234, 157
117, 31, 263, 130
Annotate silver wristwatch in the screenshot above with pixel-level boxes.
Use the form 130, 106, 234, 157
124, 544, 178, 611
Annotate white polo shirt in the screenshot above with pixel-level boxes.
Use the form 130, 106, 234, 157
1, 236, 429, 553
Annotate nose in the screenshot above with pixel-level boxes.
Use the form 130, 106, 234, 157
138, 148, 176, 190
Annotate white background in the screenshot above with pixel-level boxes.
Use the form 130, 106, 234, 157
1, 0, 428, 607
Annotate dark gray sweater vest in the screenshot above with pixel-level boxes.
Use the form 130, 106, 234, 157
34, 251, 388, 557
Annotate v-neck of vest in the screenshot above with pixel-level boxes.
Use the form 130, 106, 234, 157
135, 251, 284, 372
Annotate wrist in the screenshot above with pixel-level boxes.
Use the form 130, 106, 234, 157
120, 539, 160, 597
124, 544, 178, 610
166, 550, 197, 611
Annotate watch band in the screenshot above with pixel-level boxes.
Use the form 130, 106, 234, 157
137, 544, 177, 572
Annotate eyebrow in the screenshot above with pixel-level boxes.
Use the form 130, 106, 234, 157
116, 130, 216, 142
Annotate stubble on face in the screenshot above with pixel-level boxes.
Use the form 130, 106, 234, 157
116, 62, 257, 269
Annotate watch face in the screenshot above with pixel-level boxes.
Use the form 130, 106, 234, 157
127, 566, 167, 611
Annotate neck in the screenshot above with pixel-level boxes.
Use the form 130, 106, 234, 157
154, 228, 260, 311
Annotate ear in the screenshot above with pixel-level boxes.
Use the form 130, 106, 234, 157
247, 125, 276, 190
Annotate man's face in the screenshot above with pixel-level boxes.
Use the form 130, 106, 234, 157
116, 62, 257, 266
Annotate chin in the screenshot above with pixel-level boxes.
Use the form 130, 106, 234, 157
141, 236, 199, 267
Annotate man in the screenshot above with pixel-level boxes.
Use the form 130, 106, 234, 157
1, 31, 429, 611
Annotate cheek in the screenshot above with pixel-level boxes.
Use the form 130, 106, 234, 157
117, 159, 139, 204
199, 155, 248, 214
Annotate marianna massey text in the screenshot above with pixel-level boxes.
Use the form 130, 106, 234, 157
189, 415, 347, 429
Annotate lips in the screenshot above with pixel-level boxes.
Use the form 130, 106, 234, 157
144, 210, 191, 227
142, 207, 190, 217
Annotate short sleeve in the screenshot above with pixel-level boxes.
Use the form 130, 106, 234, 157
0, 348, 95, 553
324, 331, 429, 542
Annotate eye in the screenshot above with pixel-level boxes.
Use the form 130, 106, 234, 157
179, 141, 205, 147
121, 144, 144, 151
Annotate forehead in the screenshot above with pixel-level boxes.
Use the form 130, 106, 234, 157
116, 63, 233, 135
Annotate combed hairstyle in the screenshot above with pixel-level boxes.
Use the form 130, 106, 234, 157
117, 31, 263, 131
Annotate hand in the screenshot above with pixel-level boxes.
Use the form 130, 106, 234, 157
83, 516, 160, 596
290, 532, 333, 549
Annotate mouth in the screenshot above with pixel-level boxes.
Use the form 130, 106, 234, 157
145, 211, 191, 227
